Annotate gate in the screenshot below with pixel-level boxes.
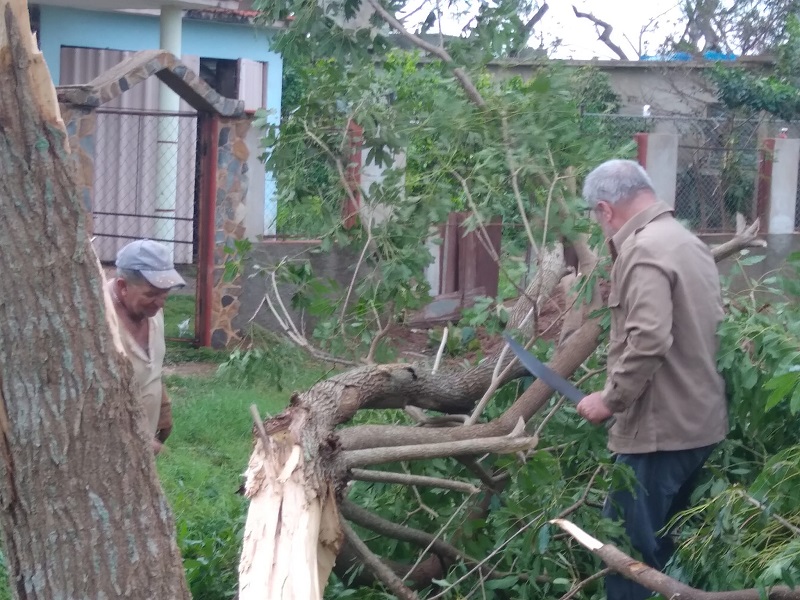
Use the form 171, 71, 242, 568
91, 107, 203, 343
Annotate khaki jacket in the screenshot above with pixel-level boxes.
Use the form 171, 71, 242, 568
602, 201, 728, 454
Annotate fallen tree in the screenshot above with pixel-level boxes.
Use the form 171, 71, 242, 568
236, 0, 778, 597
238, 213, 766, 598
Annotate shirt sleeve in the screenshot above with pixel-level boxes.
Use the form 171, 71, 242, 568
603, 262, 674, 413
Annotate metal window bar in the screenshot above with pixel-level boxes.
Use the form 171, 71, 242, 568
91, 109, 199, 264
92, 107, 201, 344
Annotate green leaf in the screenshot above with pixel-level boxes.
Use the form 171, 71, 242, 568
790, 383, 800, 414
764, 371, 799, 411
739, 254, 766, 266
485, 575, 519, 590
536, 523, 551, 554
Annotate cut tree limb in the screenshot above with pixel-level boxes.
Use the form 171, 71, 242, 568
550, 518, 800, 600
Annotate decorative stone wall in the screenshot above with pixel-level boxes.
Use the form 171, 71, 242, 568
209, 116, 253, 349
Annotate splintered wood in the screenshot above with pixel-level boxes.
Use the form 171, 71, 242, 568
238, 413, 342, 600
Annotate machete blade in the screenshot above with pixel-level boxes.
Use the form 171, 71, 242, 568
502, 333, 615, 428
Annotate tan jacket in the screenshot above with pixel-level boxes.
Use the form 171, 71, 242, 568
602, 201, 728, 454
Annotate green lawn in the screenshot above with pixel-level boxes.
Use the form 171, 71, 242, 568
163, 294, 197, 341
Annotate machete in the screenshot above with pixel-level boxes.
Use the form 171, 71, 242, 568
502, 333, 615, 427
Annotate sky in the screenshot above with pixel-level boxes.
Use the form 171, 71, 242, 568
418, 0, 687, 60
533, 0, 685, 59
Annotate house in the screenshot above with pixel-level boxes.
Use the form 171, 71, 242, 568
30, 0, 283, 262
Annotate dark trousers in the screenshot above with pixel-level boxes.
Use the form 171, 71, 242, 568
602, 444, 717, 600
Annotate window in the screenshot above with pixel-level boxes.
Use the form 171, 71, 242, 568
199, 58, 239, 98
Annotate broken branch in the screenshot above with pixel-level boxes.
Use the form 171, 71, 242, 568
343, 426, 539, 468
364, 0, 486, 108
571, 6, 629, 60
341, 499, 476, 566
550, 518, 800, 600
341, 518, 419, 600
710, 216, 766, 262
349, 469, 480, 494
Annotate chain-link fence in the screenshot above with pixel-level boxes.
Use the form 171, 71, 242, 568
92, 108, 199, 263
582, 113, 767, 233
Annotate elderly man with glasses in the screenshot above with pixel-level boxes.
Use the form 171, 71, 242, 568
575, 159, 728, 600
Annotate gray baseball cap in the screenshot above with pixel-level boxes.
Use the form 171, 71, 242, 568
115, 239, 186, 290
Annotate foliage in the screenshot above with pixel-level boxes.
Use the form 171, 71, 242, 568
661, 0, 800, 56
709, 14, 800, 121
252, 0, 627, 358
217, 326, 309, 390
664, 251, 800, 593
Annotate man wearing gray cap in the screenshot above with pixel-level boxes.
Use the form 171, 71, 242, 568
105, 239, 186, 455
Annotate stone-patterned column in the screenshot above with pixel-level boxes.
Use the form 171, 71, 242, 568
209, 116, 253, 348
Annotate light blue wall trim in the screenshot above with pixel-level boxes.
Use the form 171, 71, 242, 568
39, 5, 282, 235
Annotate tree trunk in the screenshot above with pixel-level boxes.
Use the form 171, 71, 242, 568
0, 2, 190, 598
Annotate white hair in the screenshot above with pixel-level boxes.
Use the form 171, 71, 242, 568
582, 159, 656, 208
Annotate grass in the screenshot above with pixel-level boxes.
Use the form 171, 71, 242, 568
164, 294, 196, 341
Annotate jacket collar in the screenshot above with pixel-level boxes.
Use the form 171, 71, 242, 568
608, 201, 674, 261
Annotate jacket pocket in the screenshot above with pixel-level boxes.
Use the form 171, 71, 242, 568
607, 289, 626, 342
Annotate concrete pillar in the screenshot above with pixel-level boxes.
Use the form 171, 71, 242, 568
635, 133, 679, 208
154, 6, 183, 259
758, 137, 800, 234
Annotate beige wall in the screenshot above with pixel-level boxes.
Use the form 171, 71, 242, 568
487, 59, 772, 119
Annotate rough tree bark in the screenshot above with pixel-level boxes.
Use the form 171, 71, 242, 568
0, 2, 190, 598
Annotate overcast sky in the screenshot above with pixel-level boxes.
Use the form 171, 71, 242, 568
536, 1, 685, 59
424, 0, 687, 59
